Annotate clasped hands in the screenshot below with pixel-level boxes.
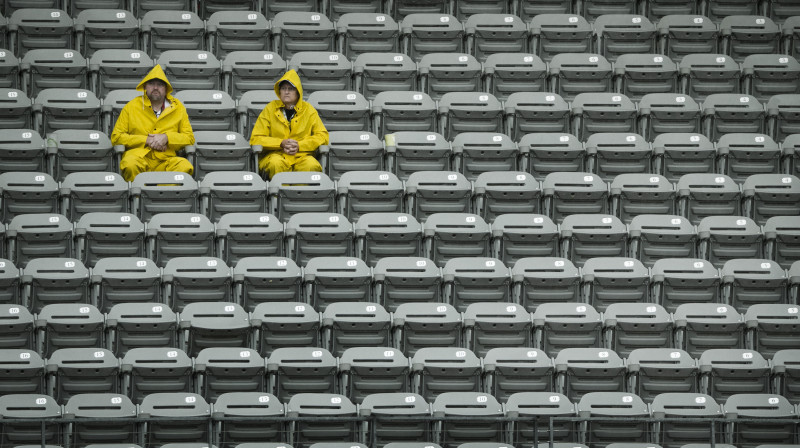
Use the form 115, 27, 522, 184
146, 133, 169, 151
281, 139, 300, 155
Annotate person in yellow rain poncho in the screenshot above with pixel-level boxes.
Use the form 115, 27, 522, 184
249, 70, 329, 179
111, 64, 195, 182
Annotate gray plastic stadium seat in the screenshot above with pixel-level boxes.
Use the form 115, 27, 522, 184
336, 13, 400, 60
438, 92, 503, 140
9, 9, 73, 57
724, 393, 798, 448
307, 90, 369, 132
561, 215, 629, 268
719, 15, 780, 63
360, 393, 431, 447
47, 347, 120, 404
372, 256, 441, 312
678, 54, 741, 102
512, 257, 581, 312
224, 52, 285, 101
483, 53, 546, 102
577, 392, 650, 448
431, 392, 504, 448
405, 172, 471, 222
321, 131, 384, 180
141, 11, 205, 59
610, 174, 676, 225
130, 171, 198, 222
216, 214, 283, 267
490, 214, 557, 265
194, 347, 266, 402
628, 215, 697, 267
745, 304, 800, 360
715, 133, 777, 183
267, 347, 338, 403
766, 94, 800, 142
542, 172, 609, 223
742, 174, 800, 226
482, 348, 552, 402
548, 53, 612, 102
75, 213, 145, 268
0, 129, 44, 173
400, 13, 463, 62
7, 213, 73, 268
287, 52, 352, 98
721, 258, 788, 311
251, 301, 320, 358
207, 11, 270, 58
651, 133, 714, 183
105, 303, 178, 356
101, 88, 140, 134
75, 9, 139, 58
453, 136, 519, 186
615, 54, 678, 101
121, 347, 193, 404
139, 392, 211, 447
764, 216, 800, 269
179, 302, 250, 357
674, 303, 745, 357
0, 171, 59, 223
529, 14, 593, 63
463, 14, 527, 63
63, 393, 137, 446
303, 257, 370, 311
462, 302, 531, 357
355, 214, 423, 267
393, 302, 462, 357
322, 302, 391, 357
555, 348, 626, 402
638, 95, 701, 141
517, 133, 583, 180
0, 348, 44, 395
272, 12, 336, 61
339, 347, 410, 404
386, 131, 451, 181
676, 174, 741, 226
37, 303, 104, 357
90, 257, 161, 313
700, 349, 770, 401
650, 393, 722, 448
285, 212, 354, 266
593, 14, 657, 63
627, 348, 699, 403
47, 130, 117, 183
285, 393, 358, 448
505, 94, 571, 141
199, 172, 267, 223
175, 90, 236, 134
0, 394, 62, 446
532, 303, 602, 358
371, 91, 435, 137
233, 257, 301, 312
418, 53, 481, 102
213, 392, 284, 448
603, 303, 673, 358
0, 50, 19, 90
163, 256, 232, 312
22, 257, 89, 313
441, 257, 510, 313
336, 171, 403, 221
697, 216, 763, 267
772, 349, 800, 403
423, 214, 490, 269
742, 54, 800, 103
268, 171, 336, 223
505, 392, 577, 447
584, 132, 651, 183
0, 302, 33, 350
147, 214, 215, 268
0, 89, 33, 130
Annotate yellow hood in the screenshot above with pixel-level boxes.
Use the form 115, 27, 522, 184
274, 69, 304, 105
136, 64, 174, 95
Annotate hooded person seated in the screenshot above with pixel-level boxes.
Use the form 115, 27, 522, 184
111, 64, 195, 182
249, 70, 329, 179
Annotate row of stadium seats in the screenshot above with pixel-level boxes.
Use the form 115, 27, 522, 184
2, 251, 798, 311
1, 9, 798, 60
3, 48, 800, 103
2, 340, 800, 404
0, 391, 796, 448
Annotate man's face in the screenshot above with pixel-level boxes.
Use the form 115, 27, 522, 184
145, 79, 167, 103
279, 82, 299, 107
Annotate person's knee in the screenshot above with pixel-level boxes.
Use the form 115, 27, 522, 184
259, 152, 290, 179
119, 152, 148, 182
293, 155, 322, 173
163, 156, 193, 176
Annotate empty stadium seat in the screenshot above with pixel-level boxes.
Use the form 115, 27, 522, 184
0, 348, 44, 395
233, 256, 302, 312
251, 301, 320, 357
9, 8, 74, 56
75, 9, 139, 58
560, 215, 628, 267
354, 213, 424, 266
628, 215, 697, 267
322, 302, 391, 357
223, 52, 286, 101
529, 14, 593, 63
216, 214, 284, 266
555, 348, 626, 402
463, 302, 532, 357
593, 14, 657, 62
603, 302, 673, 357
336, 171, 404, 221
47, 347, 120, 404
307, 90, 370, 133
105, 302, 178, 356
174, 90, 237, 133
0, 302, 33, 349
548, 53, 612, 101
719, 15, 780, 63
207, 11, 270, 58
21, 257, 89, 313
63, 393, 138, 446
272, 12, 336, 60
74, 212, 145, 268
638, 95, 701, 141
724, 393, 798, 448
138, 392, 211, 447
285, 212, 354, 266
194, 347, 266, 402
338, 347, 410, 403
505, 94, 571, 140
745, 304, 800, 360
405, 172, 471, 222
336, 13, 400, 60
679, 53, 741, 102
285, 393, 358, 448
577, 392, 650, 448
303, 256, 371, 310
505, 392, 578, 446
676, 173, 741, 226
627, 348, 699, 402
129, 171, 199, 222
7, 213, 73, 267
360, 393, 432, 446
763, 215, 800, 268
400, 13, 464, 62
614, 54, 679, 101
372, 256, 441, 312
483, 53, 546, 101
673, 303, 745, 357
721, 258, 788, 310
33, 88, 101, 135
320, 130, 384, 179
393, 302, 462, 357
532, 303, 602, 357
0, 393, 62, 446
141, 10, 205, 58
697, 216, 763, 266
179, 302, 250, 357
431, 392, 504, 448
584, 132, 651, 183
199, 171, 268, 222
121, 347, 193, 404
512, 257, 581, 312
651, 133, 714, 183
268, 171, 336, 222
147, 214, 215, 268
268, 347, 338, 402
650, 393, 723, 448
542, 172, 610, 223
213, 391, 285, 448
0, 129, 44, 173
